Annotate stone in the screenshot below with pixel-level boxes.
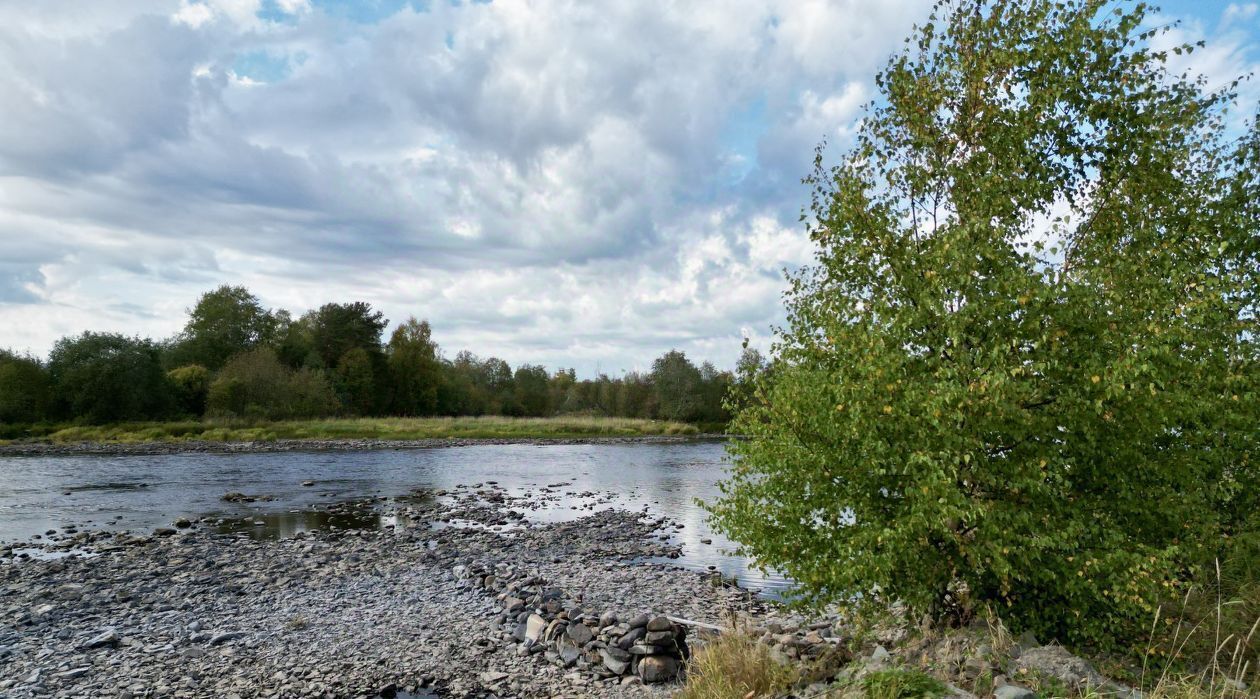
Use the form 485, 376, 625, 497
478, 671, 508, 685
567, 622, 594, 646
154, 527, 177, 536
208, 631, 246, 646
57, 667, 90, 679
174, 518, 192, 528
1014, 645, 1106, 690
557, 638, 581, 667
616, 627, 647, 650
871, 645, 891, 663
85, 629, 120, 649
994, 685, 1036, 699
502, 596, 524, 613
645, 629, 676, 645
636, 655, 679, 683
601, 646, 632, 675
963, 656, 990, 679
544, 619, 568, 643
301, 481, 315, 487
598, 611, 618, 628
627, 613, 650, 629
524, 614, 547, 643
646, 615, 672, 632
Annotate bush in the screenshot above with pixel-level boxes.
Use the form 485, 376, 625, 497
206, 348, 338, 420
47, 332, 174, 423
709, 0, 1259, 651
0, 350, 52, 423
166, 365, 211, 417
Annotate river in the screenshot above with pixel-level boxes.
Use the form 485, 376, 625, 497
0, 440, 790, 595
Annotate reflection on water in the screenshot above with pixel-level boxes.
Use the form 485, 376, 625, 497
214, 507, 418, 539
0, 441, 792, 593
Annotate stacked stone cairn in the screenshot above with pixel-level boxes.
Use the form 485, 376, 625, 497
454, 562, 691, 685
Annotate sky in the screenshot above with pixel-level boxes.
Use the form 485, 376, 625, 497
1, 0, 1257, 377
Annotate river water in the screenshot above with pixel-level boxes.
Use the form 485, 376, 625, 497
0, 440, 791, 595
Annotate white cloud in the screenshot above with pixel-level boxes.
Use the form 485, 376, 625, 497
0, 0, 1252, 375
173, 1, 215, 28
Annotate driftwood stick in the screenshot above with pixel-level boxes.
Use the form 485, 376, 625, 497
666, 616, 724, 632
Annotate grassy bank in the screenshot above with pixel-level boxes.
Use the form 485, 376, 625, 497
0, 415, 704, 445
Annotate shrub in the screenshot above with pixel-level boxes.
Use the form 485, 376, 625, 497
47, 332, 174, 423
206, 348, 338, 420
167, 365, 211, 417
0, 350, 52, 423
709, 0, 1259, 651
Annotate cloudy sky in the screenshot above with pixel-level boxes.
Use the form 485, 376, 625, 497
1, 0, 1257, 376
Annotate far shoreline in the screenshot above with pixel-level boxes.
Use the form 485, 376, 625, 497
0, 433, 729, 458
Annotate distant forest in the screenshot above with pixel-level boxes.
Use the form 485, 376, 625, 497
0, 285, 765, 426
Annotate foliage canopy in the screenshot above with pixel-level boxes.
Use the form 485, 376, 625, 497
710, 0, 1259, 649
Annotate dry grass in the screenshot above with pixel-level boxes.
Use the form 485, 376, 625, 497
677, 631, 800, 699
17, 415, 701, 444
1136, 566, 1259, 699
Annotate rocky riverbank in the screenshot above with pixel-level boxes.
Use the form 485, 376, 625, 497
0, 435, 724, 458
0, 478, 1161, 699
0, 483, 757, 698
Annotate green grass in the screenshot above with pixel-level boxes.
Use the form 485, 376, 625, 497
860, 669, 950, 698
0, 415, 704, 445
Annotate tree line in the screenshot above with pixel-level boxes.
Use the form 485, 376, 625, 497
0, 285, 762, 426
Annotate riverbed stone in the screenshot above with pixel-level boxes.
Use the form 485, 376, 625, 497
636, 655, 678, 683
524, 614, 547, 643
600, 647, 632, 675
994, 685, 1036, 699
84, 629, 120, 649
0, 461, 755, 698
617, 627, 647, 650
567, 621, 595, 645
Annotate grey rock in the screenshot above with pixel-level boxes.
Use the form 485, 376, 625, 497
567, 622, 594, 645
208, 631, 246, 646
601, 647, 631, 675
57, 667, 91, 679
644, 629, 676, 645
84, 629, 120, 649
646, 615, 672, 632
1014, 645, 1106, 690
617, 627, 647, 650
994, 685, 1036, 699
627, 613, 650, 628
478, 671, 508, 685
636, 655, 678, 683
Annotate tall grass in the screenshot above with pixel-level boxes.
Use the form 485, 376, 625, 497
1136, 561, 1259, 699
677, 631, 799, 699
6, 415, 702, 445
